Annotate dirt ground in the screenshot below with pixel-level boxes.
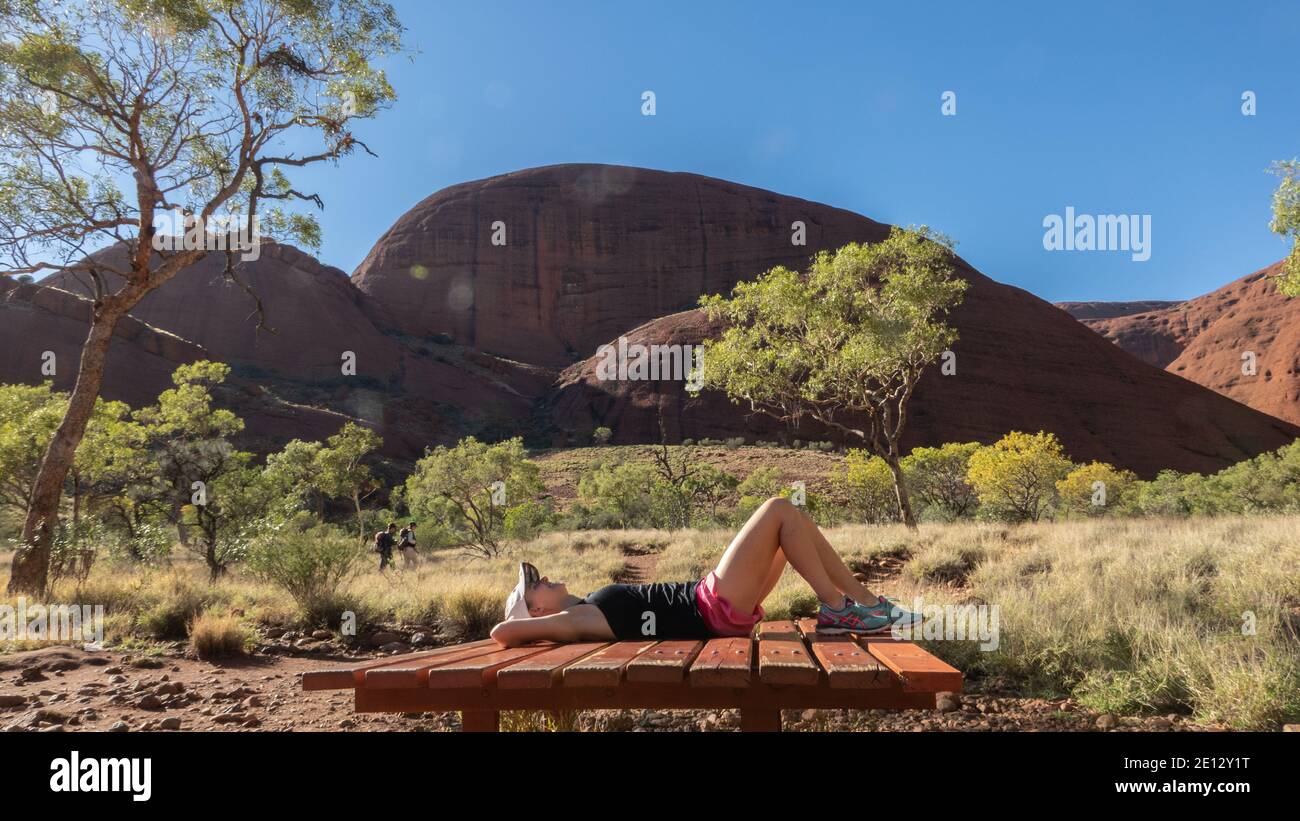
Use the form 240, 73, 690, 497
0, 640, 1219, 733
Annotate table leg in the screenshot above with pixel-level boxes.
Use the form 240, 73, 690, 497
739, 708, 781, 732
461, 709, 500, 732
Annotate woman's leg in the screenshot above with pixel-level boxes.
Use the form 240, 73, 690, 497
712, 497, 843, 615
798, 507, 879, 603
746, 505, 880, 607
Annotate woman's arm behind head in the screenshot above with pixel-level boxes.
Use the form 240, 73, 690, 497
489, 611, 581, 647
490, 606, 615, 647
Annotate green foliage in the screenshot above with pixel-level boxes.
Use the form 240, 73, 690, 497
901, 442, 980, 521
0, 382, 139, 515
591, 426, 613, 445
698, 229, 968, 526
404, 437, 546, 556
1269, 160, 1300, 297
1057, 462, 1139, 518
1135, 470, 1196, 517
1132, 443, 1300, 518
244, 524, 364, 622
503, 500, 553, 542
841, 450, 899, 523
967, 431, 1072, 523
311, 422, 382, 538
577, 460, 658, 528
0, 0, 405, 271
734, 466, 784, 521
682, 463, 740, 524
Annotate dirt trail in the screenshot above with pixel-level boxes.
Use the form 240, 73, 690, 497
615, 542, 661, 584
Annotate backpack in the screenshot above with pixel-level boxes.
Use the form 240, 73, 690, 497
372, 531, 387, 553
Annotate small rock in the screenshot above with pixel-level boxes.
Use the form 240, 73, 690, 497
410, 632, 435, 647
159, 717, 183, 731
364, 631, 403, 648
379, 641, 410, 654
1283, 724, 1300, 733
136, 694, 163, 711
0, 694, 26, 709
936, 692, 962, 712
1096, 713, 1118, 731
311, 629, 332, 641
109, 721, 130, 732
19, 668, 46, 682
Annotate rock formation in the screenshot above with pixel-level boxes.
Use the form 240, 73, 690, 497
1078, 262, 1300, 426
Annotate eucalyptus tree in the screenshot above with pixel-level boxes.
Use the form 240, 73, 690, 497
0, 0, 404, 594
698, 228, 968, 529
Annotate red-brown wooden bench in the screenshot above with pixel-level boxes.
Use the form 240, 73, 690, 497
301, 618, 962, 732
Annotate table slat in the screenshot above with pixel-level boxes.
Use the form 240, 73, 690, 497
626, 640, 705, 684
562, 641, 655, 687
756, 620, 801, 642
860, 638, 963, 692
496, 643, 609, 689
688, 637, 752, 687
805, 633, 893, 689
758, 638, 821, 685
425, 645, 555, 689
302, 639, 498, 690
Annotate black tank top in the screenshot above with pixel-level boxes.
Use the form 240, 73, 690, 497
581, 581, 710, 640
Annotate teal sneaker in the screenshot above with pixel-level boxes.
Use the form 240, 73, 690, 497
882, 597, 923, 633
816, 596, 894, 634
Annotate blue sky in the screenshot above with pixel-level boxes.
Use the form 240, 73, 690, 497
292, 0, 1299, 303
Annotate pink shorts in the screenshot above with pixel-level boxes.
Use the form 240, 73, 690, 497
694, 571, 764, 637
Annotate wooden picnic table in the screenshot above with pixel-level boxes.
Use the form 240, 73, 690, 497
302, 618, 962, 732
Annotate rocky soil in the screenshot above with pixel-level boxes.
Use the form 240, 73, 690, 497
0, 638, 1226, 733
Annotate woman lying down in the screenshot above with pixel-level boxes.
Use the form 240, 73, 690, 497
490, 496, 921, 647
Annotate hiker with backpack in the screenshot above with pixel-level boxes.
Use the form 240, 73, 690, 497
398, 521, 419, 567
374, 523, 398, 571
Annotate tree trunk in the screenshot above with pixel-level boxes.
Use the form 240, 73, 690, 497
353, 493, 365, 543
9, 307, 124, 596
885, 455, 918, 530
173, 496, 191, 548
205, 540, 225, 581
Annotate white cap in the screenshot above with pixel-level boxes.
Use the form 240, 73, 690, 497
503, 561, 540, 621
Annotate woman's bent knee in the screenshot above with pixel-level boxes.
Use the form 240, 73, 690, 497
760, 496, 794, 514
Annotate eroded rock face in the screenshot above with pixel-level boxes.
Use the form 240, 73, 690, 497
1056, 300, 1181, 321
5, 165, 1296, 476
350, 164, 890, 367
37, 242, 548, 458
48, 242, 403, 382
1082, 262, 1300, 426
0, 277, 205, 407
548, 262, 1300, 478
0, 278, 350, 453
